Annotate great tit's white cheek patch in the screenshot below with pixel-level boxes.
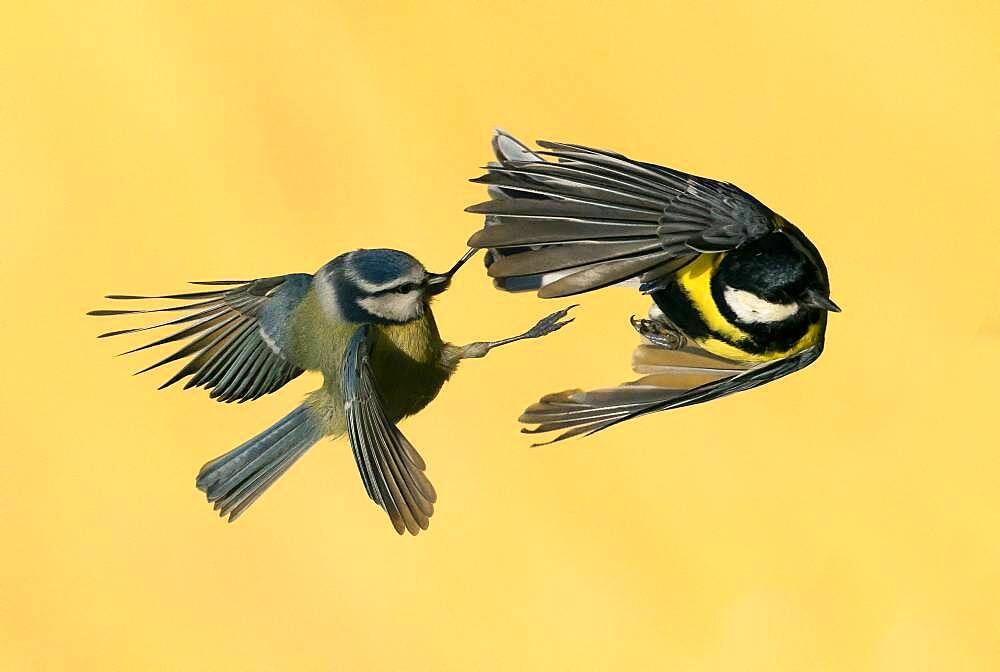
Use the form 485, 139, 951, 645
358, 293, 423, 323
723, 287, 799, 324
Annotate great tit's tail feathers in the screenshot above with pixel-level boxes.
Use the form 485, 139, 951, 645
521, 344, 824, 445
520, 335, 749, 445
519, 385, 686, 445
195, 404, 323, 521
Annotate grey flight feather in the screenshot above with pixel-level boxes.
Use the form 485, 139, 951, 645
466, 131, 779, 298
196, 404, 323, 521
88, 274, 311, 403
521, 342, 823, 445
342, 326, 437, 536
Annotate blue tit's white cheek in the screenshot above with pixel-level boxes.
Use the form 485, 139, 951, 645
723, 286, 799, 324
357, 292, 424, 323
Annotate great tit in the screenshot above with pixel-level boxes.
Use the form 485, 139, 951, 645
465, 130, 839, 444
89, 248, 574, 533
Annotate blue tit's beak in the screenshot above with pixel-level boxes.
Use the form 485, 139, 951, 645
428, 248, 478, 295
804, 288, 841, 312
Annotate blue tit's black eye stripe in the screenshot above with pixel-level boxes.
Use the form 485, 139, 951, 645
368, 281, 423, 297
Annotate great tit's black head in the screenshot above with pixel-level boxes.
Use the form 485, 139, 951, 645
319, 248, 476, 325
714, 232, 839, 326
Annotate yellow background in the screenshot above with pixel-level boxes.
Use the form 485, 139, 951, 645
2, 2, 999, 670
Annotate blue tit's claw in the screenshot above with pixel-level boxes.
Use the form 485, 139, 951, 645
525, 304, 578, 339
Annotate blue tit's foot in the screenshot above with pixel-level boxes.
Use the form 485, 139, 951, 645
630, 315, 685, 350
518, 304, 578, 341
461, 342, 491, 359
461, 305, 578, 359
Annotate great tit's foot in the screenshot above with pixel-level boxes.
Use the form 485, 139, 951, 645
630, 315, 685, 350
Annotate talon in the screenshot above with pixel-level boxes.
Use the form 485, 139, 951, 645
630, 315, 684, 349
527, 305, 579, 338
548, 317, 575, 332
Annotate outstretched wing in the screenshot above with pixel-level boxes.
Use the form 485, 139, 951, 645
342, 326, 437, 536
89, 274, 311, 403
519, 319, 824, 445
466, 130, 778, 298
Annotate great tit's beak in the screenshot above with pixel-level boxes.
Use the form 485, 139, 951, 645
803, 288, 842, 312
427, 248, 478, 295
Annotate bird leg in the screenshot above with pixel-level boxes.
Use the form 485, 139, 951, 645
630, 314, 686, 350
459, 305, 577, 359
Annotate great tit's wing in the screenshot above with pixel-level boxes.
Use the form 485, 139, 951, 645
342, 325, 437, 536
88, 274, 311, 402
520, 331, 823, 445
466, 130, 777, 298
475, 131, 590, 293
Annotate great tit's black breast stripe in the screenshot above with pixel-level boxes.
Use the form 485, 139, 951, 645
652, 279, 794, 358
650, 283, 713, 342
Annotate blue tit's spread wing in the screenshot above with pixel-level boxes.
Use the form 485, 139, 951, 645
342, 325, 437, 536
519, 322, 823, 445
89, 274, 311, 402
466, 130, 777, 298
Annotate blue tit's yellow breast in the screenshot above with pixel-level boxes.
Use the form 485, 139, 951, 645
370, 310, 452, 422
287, 290, 452, 423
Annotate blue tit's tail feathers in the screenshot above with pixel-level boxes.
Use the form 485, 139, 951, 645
196, 404, 323, 521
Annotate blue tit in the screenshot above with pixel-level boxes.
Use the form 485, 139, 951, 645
89, 248, 575, 534
465, 130, 839, 444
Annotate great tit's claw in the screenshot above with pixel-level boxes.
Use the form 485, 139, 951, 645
630, 315, 685, 349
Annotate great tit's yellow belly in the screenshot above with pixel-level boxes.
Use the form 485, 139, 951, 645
695, 323, 823, 363
655, 254, 824, 363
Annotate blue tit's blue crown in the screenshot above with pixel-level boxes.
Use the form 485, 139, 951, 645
350, 249, 423, 285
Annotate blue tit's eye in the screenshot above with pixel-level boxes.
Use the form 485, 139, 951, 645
394, 283, 416, 294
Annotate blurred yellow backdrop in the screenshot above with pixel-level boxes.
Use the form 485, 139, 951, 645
2, 1, 999, 670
